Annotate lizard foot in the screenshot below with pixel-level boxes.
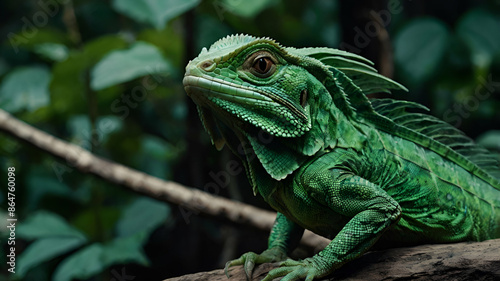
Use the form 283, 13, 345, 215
261, 257, 329, 281
224, 247, 287, 280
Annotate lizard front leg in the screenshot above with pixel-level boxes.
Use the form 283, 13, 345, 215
225, 212, 304, 279
263, 169, 402, 281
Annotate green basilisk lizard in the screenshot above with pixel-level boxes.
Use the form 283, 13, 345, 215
183, 34, 500, 281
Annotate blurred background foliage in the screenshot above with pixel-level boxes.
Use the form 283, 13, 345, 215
0, 0, 499, 280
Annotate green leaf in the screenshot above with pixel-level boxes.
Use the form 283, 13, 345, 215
137, 26, 185, 68
49, 54, 88, 116
112, 0, 201, 29
16, 211, 86, 240
50, 35, 127, 117
67, 115, 123, 150
90, 41, 172, 90
33, 43, 69, 62
53, 244, 104, 281
53, 236, 148, 281
97, 115, 123, 143
457, 9, 500, 68
115, 196, 169, 238
141, 136, 172, 160
71, 205, 121, 241
25, 167, 77, 210
136, 136, 175, 178
219, 0, 278, 18
101, 233, 149, 266
394, 18, 449, 85
83, 35, 129, 66
67, 115, 92, 150
17, 237, 87, 278
476, 130, 500, 151
0, 66, 51, 113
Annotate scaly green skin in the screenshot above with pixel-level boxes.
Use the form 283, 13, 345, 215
183, 34, 500, 281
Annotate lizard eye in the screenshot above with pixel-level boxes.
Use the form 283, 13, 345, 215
248, 53, 276, 78
253, 57, 274, 75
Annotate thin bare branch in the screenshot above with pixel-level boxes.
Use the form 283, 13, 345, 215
0, 109, 330, 249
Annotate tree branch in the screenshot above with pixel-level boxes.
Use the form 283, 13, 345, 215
0, 109, 329, 249
166, 238, 500, 281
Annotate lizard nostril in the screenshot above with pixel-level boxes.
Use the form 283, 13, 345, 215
200, 60, 216, 72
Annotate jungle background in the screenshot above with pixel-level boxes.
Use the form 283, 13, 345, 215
1, 0, 499, 280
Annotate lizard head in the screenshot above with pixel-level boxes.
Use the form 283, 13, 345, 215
183, 34, 313, 149
184, 34, 407, 181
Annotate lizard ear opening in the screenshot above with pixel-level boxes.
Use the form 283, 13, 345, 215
300, 89, 308, 107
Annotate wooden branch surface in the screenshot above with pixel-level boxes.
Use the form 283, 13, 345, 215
0, 109, 329, 249
166, 238, 500, 281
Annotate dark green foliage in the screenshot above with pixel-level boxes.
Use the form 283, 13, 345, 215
0, 0, 499, 280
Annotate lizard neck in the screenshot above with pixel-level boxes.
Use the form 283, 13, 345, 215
200, 82, 368, 197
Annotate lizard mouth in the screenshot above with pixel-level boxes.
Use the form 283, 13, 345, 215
183, 74, 307, 122
183, 75, 274, 104
183, 72, 311, 138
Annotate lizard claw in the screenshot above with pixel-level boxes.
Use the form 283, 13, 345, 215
261, 257, 329, 281
244, 256, 257, 280
224, 252, 258, 280
224, 247, 288, 279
